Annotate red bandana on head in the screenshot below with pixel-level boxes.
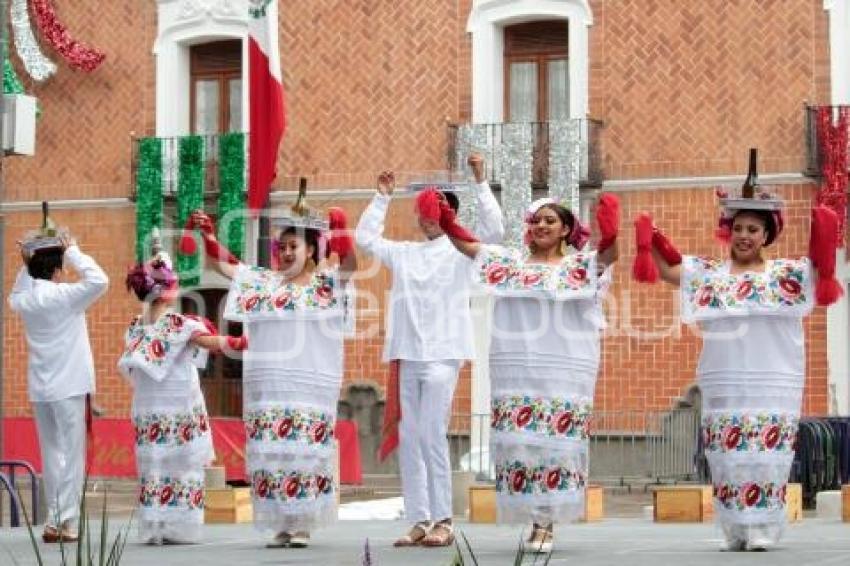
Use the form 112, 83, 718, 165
414, 187, 443, 222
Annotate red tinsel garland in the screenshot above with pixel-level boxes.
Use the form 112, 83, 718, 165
30, 0, 106, 72
816, 106, 849, 247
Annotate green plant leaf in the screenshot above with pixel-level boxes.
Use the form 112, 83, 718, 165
459, 531, 479, 566
16, 487, 44, 566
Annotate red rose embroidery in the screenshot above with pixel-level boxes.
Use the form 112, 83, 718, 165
128, 336, 143, 352
567, 268, 587, 286
243, 295, 260, 311
723, 425, 742, 450
734, 280, 753, 300
491, 408, 502, 428
248, 419, 260, 438
743, 483, 761, 507
554, 411, 574, 434
168, 314, 184, 330
198, 415, 208, 432
159, 485, 174, 505
309, 422, 328, 444
138, 486, 146, 504
149, 339, 165, 360
486, 264, 509, 285
273, 292, 292, 309
148, 422, 161, 442
778, 278, 802, 300
717, 484, 732, 503
179, 424, 193, 443
191, 489, 204, 508
762, 424, 780, 450
521, 271, 542, 286
316, 285, 333, 305
510, 469, 527, 493
546, 469, 561, 490
513, 406, 533, 429
284, 477, 300, 498
256, 478, 269, 498
276, 418, 293, 439
702, 427, 712, 447
316, 476, 330, 494
696, 286, 714, 307
778, 484, 787, 503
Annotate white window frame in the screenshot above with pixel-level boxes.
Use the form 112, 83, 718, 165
466, 0, 592, 123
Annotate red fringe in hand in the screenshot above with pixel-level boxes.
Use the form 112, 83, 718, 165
633, 213, 658, 283
179, 216, 197, 255
327, 206, 355, 259
810, 205, 844, 306
652, 228, 683, 266
438, 201, 479, 242
414, 187, 443, 222
596, 193, 620, 252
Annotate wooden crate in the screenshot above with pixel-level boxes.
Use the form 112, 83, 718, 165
842, 485, 850, 522
468, 484, 604, 523
469, 485, 497, 523
205, 487, 253, 524
583, 485, 604, 522
785, 483, 802, 522
652, 485, 713, 523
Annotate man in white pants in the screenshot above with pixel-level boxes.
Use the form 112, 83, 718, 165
355, 155, 503, 547
9, 235, 108, 542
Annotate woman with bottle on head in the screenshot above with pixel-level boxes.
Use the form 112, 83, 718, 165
437, 190, 620, 553
180, 195, 356, 549
119, 244, 247, 545
632, 150, 843, 551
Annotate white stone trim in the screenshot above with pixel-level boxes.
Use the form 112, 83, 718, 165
154, 0, 250, 136
467, 0, 592, 122
824, 0, 850, 415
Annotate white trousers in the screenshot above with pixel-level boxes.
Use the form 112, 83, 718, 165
32, 395, 86, 528
398, 360, 460, 524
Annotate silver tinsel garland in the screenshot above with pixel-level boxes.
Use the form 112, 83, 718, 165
453, 123, 490, 230
11, 0, 57, 82
548, 120, 583, 214
498, 123, 534, 248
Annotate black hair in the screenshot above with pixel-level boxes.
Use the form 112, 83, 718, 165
279, 226, 322, 265
732, 209, 777, 246
27, 248, 64, 281
441, 191, 460, 213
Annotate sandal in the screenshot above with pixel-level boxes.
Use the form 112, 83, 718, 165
289, 531, 310, 548
522, 523, 553, 553
421, 519, 455, 547
266, 531, 291, 548
393, 522, 431, 547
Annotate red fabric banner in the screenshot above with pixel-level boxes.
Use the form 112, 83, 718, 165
2, 417, 362, 485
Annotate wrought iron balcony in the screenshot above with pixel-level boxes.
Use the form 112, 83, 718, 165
447, 119, 604, 189
130, 132, 248, 199
804, 104, 850, 178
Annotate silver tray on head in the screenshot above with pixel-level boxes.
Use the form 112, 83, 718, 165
270, 214, 329, 232
719, 197, 783, 211
21, 236, 64, 257
405, 181, 470, 193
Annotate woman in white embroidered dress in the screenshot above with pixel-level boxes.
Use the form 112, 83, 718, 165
633, 189, 842, 551
119, 254, 247, 545
185, 206, 356, 549
438, 193, 620, 553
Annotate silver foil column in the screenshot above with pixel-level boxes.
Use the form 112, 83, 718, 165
548, 119, 583, 215
10, 0, 56, 81
498, 123, 534, 249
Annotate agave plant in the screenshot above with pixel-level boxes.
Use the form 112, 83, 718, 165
448, 529, 553, 566
18, 479, 133, 566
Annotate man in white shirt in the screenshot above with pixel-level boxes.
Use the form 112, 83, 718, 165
355, 155, 503, 547
9, 235, 109, 542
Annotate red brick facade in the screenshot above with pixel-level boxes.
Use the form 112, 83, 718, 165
1, 1, 834, 419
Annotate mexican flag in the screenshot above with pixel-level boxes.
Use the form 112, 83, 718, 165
248, 0, 286, 213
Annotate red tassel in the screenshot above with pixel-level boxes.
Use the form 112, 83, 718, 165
415, 187, 443, 222
810, 205, 844, 306
653, 228, 683, 266
633, 213, 658, 283
327, 206, 355, 259
596, 193, 620, 252
438, 201, 479, 242
179, 215, 198, 255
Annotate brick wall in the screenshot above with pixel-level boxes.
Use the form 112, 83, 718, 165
0, 1, 834, 420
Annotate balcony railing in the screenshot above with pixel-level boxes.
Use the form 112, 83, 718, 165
804, 105, 850, 178
130, 132, 248, 199
447, 119, 604, 188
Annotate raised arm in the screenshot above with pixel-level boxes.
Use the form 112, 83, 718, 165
467, 154, 505, 244
354, 171, 402, 268
181, 211, 241, 280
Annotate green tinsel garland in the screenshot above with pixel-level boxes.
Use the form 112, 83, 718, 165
176, 136, 205, 287
4, 54, 25, 94
217, 132, 246, 260
135, 137, 163, 263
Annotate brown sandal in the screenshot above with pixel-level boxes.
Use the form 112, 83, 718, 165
393, 522, 430, 547
421, 520, 454, 547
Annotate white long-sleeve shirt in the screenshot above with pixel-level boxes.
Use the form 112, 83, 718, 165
9, 246, 109, 403
355, 181, 504, 362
